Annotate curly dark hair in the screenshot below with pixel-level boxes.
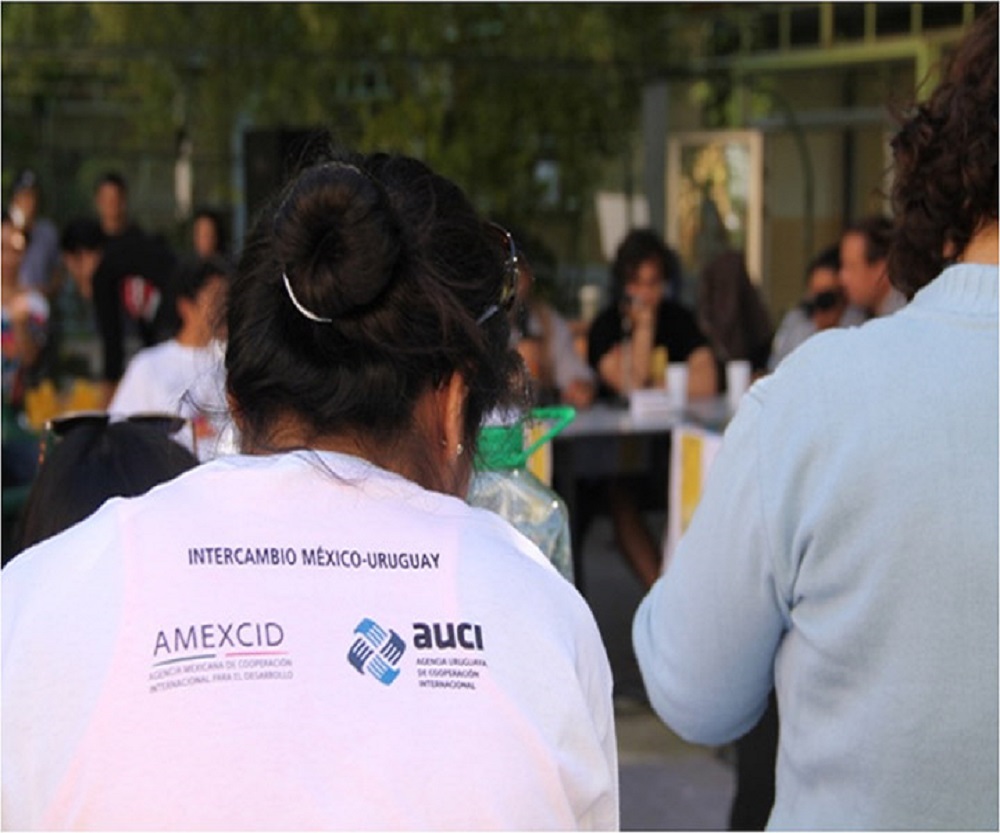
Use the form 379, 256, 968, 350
611, 228, 682, 301
889, 4, 998, 297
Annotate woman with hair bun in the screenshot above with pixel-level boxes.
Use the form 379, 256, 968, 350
634, 6, 997, 829
2, 151, 619, 830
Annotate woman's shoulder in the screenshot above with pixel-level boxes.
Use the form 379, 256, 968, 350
2, 494, 127, 623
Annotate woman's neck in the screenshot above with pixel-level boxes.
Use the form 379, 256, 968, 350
958, 222, 999, 265
249, 417, 435, 491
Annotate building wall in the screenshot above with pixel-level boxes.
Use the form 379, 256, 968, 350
649, 61, 922, 321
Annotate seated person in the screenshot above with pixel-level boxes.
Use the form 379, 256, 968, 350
110, 257, 231, 460
190, 207, 230, 261
59, 218, 178, 406
2, 213, 50, 492
8, 169, 61, 297
769, 245, 866, 370
589, 229, 716, 400
9, 416, 198, 563
697, 248, 774, 374
509, 241, 595, 409
839, 215, 907, 318
588, 228, 718, 588
2, 214, 50, 412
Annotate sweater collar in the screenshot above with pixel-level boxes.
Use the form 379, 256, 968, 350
911, 263, 998, 315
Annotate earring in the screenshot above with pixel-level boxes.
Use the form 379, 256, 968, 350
441, 438, 463, 457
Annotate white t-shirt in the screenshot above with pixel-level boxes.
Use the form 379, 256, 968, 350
109, 338, 234, 460
2, 451, 619, 830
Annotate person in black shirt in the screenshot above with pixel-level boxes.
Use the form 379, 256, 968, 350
94, 171, 132, 239
60, 218, 178, 405
587, 229, 718, 588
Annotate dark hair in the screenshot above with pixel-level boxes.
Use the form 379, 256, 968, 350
842, 216, 893, 264
59, 217, 106, 253
12, 422, 198, 554
176, 255, 230, 302
611, 228, 682, 301
192, 207, 229, 255
11, 168, 39, 197
225, 150, 523, 458
805, 244, 841, 282
889, 4, 998, 296
95, 171, 128, 195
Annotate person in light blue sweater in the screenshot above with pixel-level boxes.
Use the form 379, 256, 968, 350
633, 6, 998, 830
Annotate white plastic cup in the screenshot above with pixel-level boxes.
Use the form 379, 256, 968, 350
666, 362, 688, 408
726, 360, 752, 411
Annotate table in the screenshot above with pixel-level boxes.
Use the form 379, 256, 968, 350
662, 423, 725, 570
551, 397, 731, 595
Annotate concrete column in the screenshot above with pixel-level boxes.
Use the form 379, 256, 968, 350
642, 81, 670, 241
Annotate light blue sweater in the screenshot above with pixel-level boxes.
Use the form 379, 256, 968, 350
634, 264, 999, 830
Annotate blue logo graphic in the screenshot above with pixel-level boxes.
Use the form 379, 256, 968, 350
348, 618, 406, 685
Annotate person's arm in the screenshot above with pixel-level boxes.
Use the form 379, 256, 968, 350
586, 308, 619, 400
7, 295, 47, 370
626, 306, 657, 390
661, 301, 720, 398
545, 308, 595, 409
595, 300, 657, 395
686, 345, 718, 399
6, 293, 49, 380
596, 343, 625, 395
561, 378, 596, 410
632, 389, 785, 745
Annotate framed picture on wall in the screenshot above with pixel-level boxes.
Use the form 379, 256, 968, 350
666, 129, 764, 287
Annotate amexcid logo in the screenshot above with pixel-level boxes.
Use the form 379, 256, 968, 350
348, 618, 406, 685
153, 621, 284, 657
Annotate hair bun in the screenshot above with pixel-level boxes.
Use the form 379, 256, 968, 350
273, 162, 402, 320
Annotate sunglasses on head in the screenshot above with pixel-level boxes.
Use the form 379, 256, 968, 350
476, 222, 521, 325
39, 411, 194, 466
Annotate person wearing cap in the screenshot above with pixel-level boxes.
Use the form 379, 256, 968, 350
8, 169, 61, 297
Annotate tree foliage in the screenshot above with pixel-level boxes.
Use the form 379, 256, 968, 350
3, 3, 675, 234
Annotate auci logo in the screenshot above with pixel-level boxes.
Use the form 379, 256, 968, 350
348, 618, 406, 685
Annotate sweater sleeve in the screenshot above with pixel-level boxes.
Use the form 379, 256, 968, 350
632, 385, 787, 745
